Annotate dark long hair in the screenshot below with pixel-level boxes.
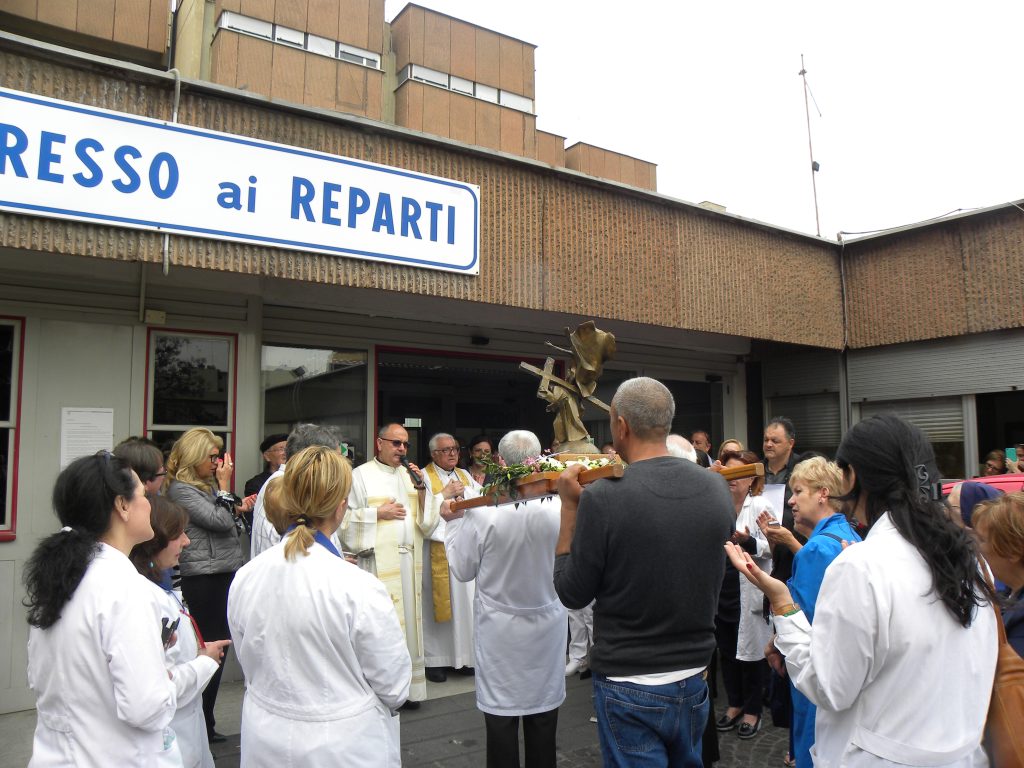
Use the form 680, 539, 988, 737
130, 496, 188, 583
835, 414, 993, 627
23, 452, 138, 629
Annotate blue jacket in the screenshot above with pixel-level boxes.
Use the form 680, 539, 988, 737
788, 512, 862, 622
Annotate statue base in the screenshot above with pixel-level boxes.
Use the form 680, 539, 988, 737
555, 440, 602, 455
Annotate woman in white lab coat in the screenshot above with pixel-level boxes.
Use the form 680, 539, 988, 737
228, 446, 412, 768
131, 496, 231, 768
24, 452, 179, 767
726, 414, 998, 767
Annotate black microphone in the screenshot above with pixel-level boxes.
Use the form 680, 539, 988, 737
399, 456, 425, 489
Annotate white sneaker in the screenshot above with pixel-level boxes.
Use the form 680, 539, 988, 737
589, 715, 598, 723
565, 659, 583, 677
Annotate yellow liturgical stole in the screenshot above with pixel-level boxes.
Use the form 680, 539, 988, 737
424, 463, 472, 623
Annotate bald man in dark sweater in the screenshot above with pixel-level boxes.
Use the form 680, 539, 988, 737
554, 377, 733, 767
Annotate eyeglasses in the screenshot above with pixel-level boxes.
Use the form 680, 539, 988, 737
432, 446, 459, 455
155, 471, 167, 478
379, 438, 409, 449
208, 454, 221, 463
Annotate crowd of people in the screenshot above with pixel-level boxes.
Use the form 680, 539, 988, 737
20, 375, 1024, 767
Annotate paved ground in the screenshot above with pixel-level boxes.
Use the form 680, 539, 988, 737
1, 673, 789, 767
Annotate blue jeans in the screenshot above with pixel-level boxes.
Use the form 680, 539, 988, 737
592, 672, 709, 768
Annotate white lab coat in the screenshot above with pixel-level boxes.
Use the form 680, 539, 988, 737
774, 513, 997, 767
422, 464, 478, 670
249, 465, 284, 559
228, 539, 411, 767
28, 543, 178, 768
735, 494, 778, 661
144, 580, 218, 768
445, 496, 567, 716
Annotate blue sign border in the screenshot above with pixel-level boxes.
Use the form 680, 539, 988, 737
0, 89, 480, 273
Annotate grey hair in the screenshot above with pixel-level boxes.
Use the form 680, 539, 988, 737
377, 423, 405, 438
666, 434, 698, 462
611, 377, 674, 440
498, 430, 542, 465
428, 432, 456, 452
286, 423, 343, 459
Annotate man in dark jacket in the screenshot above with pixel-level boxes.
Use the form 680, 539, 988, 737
554, 377, 734, 766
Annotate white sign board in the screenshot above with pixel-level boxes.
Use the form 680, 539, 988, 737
0, 88, 480, 274
60, 407, 114, 469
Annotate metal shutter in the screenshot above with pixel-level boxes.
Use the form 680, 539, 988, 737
858, 397, 963, 442
767, 393, 842, 450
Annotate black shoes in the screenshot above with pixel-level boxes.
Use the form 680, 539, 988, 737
208, 731, 228, 744
426, 667, 448, 683
452, 666, 475, 676
715, 712, 743, 732
399, 700, 421, 711
737, 717, 762, 739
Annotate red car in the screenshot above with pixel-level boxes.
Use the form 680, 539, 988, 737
941, 473, 1024, 496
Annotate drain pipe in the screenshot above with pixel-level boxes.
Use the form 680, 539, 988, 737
161, 68, 182, 276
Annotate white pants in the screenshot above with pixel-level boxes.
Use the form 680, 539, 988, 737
567, 601, 594, 663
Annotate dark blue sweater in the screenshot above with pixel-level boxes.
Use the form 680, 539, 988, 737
553, 456, 734, 676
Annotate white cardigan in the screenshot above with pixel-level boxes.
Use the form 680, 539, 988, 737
774, 513, 997, 767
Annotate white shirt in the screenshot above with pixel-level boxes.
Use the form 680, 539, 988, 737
144, 580, 219, 768
735, 494, 778, 661
445, 497, 567, 716
774, 513, 997, 767
228, 538, 411, 767
28, 544, 178, 768
250, 465, 284, 559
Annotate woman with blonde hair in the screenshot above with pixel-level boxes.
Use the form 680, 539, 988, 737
715, 449, 780, 740
228, 446, 411, 767
972, 492, 1024, 657
165, 427, 252, 743
765, 457, 861, 768
717, 438, 744, 462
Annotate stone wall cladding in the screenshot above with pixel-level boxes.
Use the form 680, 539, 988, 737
0, 46, 843, 348
844, 208, 1024, 348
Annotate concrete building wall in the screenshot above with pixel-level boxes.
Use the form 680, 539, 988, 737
844, 206, 1024, 348
0, 43, 844, 350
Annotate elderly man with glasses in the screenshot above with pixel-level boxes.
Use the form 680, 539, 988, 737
342, 422, 439, 709
420, 433, 480, 683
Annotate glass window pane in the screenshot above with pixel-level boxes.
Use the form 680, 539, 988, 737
151, 430, 230, 463
0, 428, 8, 525
261, 346, 367, 463
0, 325, 12, 423
153, 335, 230, 427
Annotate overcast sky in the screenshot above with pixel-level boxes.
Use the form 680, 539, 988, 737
384, 0, 1024, 239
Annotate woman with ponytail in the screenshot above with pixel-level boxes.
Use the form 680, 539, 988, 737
725, 414, 997, 766
228, 446, 411, 767
24, 452, 178, 767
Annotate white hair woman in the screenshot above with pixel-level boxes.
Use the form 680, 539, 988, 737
228, 446, 411, 767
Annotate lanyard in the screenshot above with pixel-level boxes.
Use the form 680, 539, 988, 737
163, 588, 206, 649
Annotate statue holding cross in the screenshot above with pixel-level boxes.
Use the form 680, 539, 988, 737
520, 321, 617, 453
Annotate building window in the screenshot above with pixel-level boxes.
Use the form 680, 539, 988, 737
261, 346, 368, 463
148, 331, 235, 458
217, 11, 381, 70
0, 318, 23, 540
396, 65, 534, 114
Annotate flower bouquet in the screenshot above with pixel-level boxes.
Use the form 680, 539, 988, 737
449, 453, 624, 513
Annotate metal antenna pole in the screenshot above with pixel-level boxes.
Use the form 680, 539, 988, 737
799, 54, 821, 237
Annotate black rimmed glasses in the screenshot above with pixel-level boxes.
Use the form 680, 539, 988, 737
432, 446, 459, 455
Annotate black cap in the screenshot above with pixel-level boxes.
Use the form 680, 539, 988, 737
260, 433, 289, 453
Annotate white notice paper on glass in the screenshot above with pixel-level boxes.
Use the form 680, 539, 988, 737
60, 407, 114, 469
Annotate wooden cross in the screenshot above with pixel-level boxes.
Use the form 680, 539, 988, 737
520, 358, 610, 413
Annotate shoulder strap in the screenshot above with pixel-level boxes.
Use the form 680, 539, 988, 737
820, 532, 844, 543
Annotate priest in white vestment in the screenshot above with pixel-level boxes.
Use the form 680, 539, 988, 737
341, 423, 439, 704
443, 430, 567, 768
421, 432, 479, 680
